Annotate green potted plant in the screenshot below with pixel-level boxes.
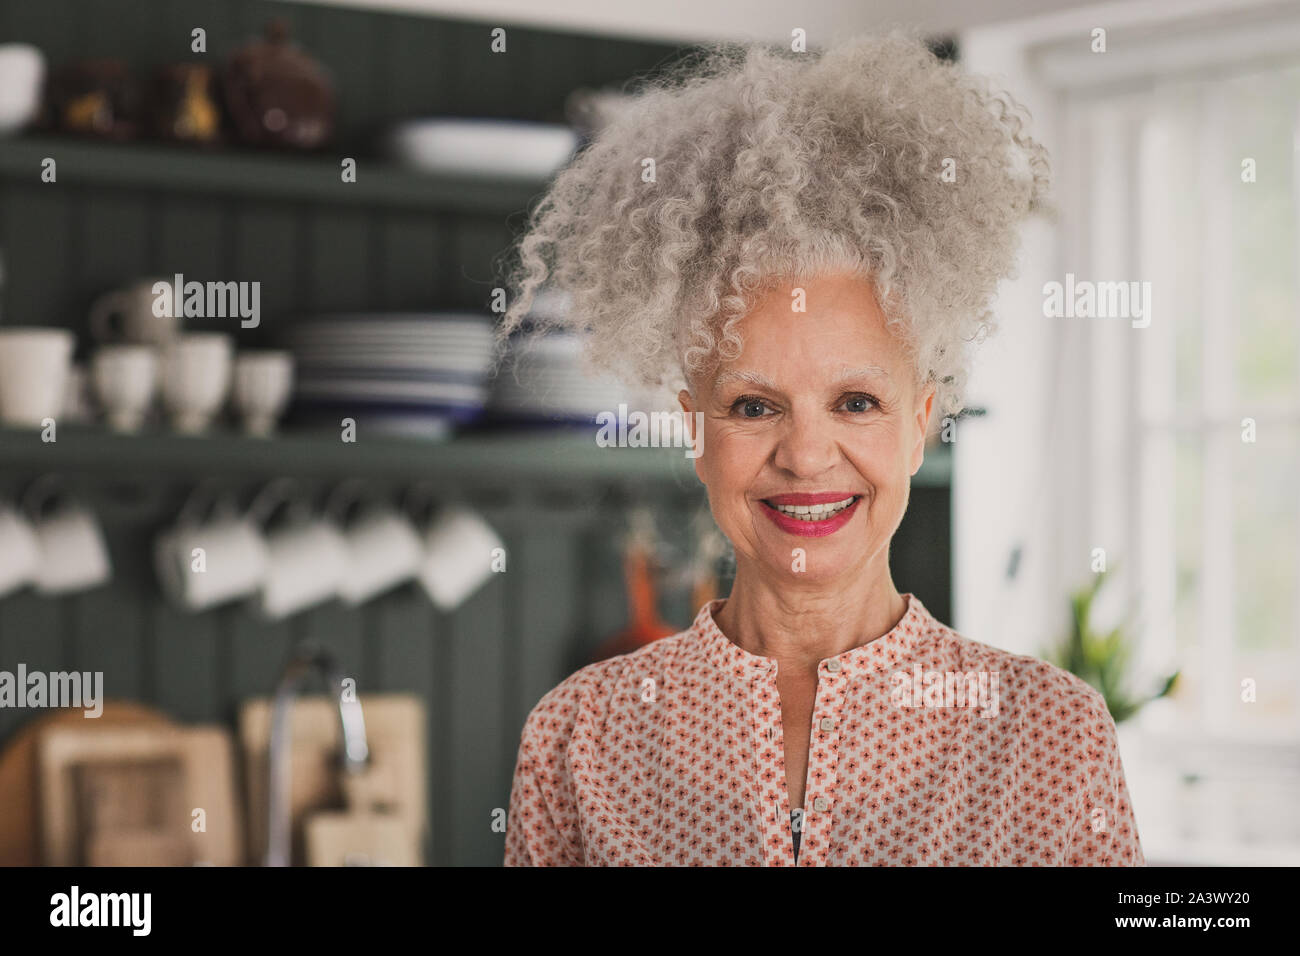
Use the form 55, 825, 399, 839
1044, 567, 1179, 724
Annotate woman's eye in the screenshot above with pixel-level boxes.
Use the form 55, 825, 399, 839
840, 394, 878, 413
732, 398, 771, 418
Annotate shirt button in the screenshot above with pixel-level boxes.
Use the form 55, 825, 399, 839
825, 659, 842, 672
820, 717, 835, 731
813, 796, 829, 812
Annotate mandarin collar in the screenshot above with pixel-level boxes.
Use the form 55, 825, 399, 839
693, 592, 930, 681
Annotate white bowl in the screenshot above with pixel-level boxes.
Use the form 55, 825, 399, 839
386, 119, 578, 179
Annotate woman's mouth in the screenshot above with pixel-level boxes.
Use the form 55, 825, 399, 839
758, 493, 862, 537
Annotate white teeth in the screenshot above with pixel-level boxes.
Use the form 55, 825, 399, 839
769, 496, 857, 520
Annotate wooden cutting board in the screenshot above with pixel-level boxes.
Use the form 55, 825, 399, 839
305, 810, 421, 867
0, 700, 172, 867
39, 723, 243, 866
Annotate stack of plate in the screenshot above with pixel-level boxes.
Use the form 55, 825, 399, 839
285, 313, 496, 439
487, 332, 632, 427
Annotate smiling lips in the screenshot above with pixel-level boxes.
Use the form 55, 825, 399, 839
759, 491, 863, 537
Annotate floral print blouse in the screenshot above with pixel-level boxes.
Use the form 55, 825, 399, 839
505, 592, 1145, 866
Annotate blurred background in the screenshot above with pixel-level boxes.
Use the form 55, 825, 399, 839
0, 0, 1295, 867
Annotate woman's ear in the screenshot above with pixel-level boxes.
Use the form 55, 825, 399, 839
910, 384, 936, 475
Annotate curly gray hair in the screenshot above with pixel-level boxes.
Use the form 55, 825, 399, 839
495, 29, 1051, 419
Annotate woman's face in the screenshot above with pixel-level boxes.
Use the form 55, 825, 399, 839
679, 272, 935, 589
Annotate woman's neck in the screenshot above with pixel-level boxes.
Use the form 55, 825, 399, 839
712, 563, 907, 677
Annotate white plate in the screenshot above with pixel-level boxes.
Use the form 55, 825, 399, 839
293, 349, 494, 366
290, 332, 495, 348
297, 380, 488, 401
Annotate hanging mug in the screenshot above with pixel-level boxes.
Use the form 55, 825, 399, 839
155, 481, 268, 611
22, 478, 111, 595
326, 480, 422, 606
249, 478, 349, 620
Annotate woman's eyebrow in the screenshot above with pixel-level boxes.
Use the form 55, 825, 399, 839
835, 365, 891, 383
713, 366, 891, 391
713, 369, 779, 390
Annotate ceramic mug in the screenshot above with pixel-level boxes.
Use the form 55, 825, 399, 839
0, 44, 45, 135
22, 480, 111, 595
0, 327, 74, 428
250, 479, 349, 620
88, 277, 180, 346
155, 483, 268, 611
415, 502, 503, 611
327, 482, 422, 606
0, 502, 40, 597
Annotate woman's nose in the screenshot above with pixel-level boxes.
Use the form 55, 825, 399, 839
770, 415, 840, 477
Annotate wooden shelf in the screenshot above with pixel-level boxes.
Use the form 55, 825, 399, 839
0, 135, 549, 215
0, 425, 953, 487
0, 426, 694, 484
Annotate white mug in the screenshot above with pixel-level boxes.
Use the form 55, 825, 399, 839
327, 483, 422, 606
155, 484, 268, 612
0, 502, 40, 597
0, 44, 45, 135
88, 277, 180, 346
92, 344, 158, 433
22, 482, 111, 595
250, 480, 348, 620
416, 504, 503, 611
0, 327, 74, 428
161, 333, 232, 434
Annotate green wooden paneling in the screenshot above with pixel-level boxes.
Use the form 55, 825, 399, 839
375, 213, 442, 309
231, 202, 300, 333
149, 602, 222, 722
446, 577, 509, 865
0, 186, 76, 327
305, 207, 373, 311
0, 596, 67, 740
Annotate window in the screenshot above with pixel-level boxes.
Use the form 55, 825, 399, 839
962, 2, 1300, 863
1053, 32, 1300, 865
1133, 66, 1300, 739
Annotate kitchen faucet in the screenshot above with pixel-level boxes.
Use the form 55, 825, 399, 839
265, 644, 370, 866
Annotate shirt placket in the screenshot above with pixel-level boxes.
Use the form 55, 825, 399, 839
748, 661, 792, 867
796, 657, 849, 867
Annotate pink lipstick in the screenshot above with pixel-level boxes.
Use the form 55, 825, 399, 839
758, 492, 862, 537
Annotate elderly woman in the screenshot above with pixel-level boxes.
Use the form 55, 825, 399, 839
498, 32, 1143, 866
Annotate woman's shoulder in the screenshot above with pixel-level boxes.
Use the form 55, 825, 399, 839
518, 628, 696, 742
928, 617, 1115, 726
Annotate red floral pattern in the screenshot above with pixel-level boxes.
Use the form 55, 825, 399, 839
504, 593, 1144, 866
